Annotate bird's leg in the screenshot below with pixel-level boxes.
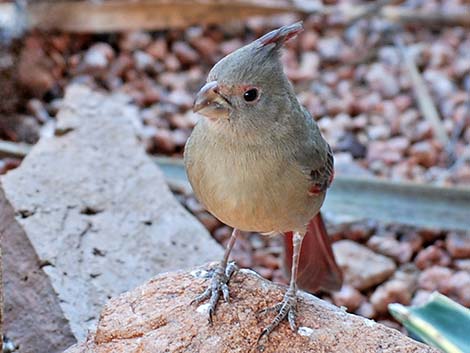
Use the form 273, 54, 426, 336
191, 228, 240, 323
259, 231, 304, 340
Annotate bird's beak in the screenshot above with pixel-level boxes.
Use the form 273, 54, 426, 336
193, 81, 230, 120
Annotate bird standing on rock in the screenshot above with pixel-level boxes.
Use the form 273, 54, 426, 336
184, 22, 343, 339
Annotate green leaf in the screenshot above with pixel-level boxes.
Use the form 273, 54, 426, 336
389, 292, 470, 353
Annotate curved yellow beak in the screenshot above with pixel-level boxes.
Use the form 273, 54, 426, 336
193, 81, 231, 120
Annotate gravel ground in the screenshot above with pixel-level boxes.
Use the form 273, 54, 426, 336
1, 0, 469, 333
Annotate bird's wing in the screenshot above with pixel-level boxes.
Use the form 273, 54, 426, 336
293, 108, 334, 194
308, 143, 334, 194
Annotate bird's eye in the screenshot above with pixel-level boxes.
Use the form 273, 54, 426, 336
243, 88, 259, 102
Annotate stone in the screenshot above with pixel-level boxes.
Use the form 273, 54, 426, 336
442, 271, 470, 307
418, 266, 453, 292
367, 236, 413, 264
64, 265, 438, 353
370, 266, 419, 315
445, 232, 470, 259
411, 290, 432, 306
455, 259, 470, 272
0, 85, 223, 352
355, 301, 376, 319
82, 43, 114, 73
332, 285, 364, 312
415, 245, 452, 270
0, 188, 76, 353
333, 240, 396, 290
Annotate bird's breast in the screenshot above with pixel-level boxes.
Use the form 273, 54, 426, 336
185, 127, 324, 233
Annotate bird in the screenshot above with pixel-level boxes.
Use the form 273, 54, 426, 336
184, 21, 343, 339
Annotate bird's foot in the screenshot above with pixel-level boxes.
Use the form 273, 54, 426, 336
191, 261, 238, 323
258, 288, 298, 341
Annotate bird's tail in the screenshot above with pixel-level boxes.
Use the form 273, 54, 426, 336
283, 213, 343, 293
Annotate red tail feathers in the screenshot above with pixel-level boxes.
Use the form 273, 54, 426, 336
283, 213, 342, 293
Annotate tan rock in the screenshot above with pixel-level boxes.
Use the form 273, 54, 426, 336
332, 284, 364, 312
65, 265, 438, 353
333, 240, 396, 290
1, 85, 223, 351
370, 265, 419, 315
446, 232, 470, 259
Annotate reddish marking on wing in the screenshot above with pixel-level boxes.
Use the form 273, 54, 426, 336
308, 185, 322, 195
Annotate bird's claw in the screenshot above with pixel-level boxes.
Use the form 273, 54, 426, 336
258, 289, 298, 342
191, 261, 238, 324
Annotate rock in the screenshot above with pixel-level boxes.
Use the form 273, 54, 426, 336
442, 271, 470, 307
119, 31, 152, 52
317, 37, 344, 61
445, 231, 470, 259
82, 43, 114, 73
454, 259, 470, 272
0, 114, 40, 144
367, 141, 402, 165
418, 266, 453, 292
333, 240, 396, 290
366, 63, 400, 98
370, 266, 419, 315
335, 132, 367, 159
332, 285, 365, 312
411, 290, 432, 306
355, 301, 376, 319
133, 50, 155, 72
0, 188, 76, 353
64, 265, 438, 353
172, 41, 199, 66
147, 38, 168, 60
0, 85, 223, 352
415, 245, 452, 270
18, 36, 56, 97
409, 141, 439, 168
367, 236, 413, 264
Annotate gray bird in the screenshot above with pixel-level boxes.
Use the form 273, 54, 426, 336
184, 22, 342, 339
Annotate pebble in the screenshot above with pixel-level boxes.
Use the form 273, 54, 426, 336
415, 245, 452, 270
367, 236, 413, 264
445, 232, 470, 259
332, 285, 364, 312
418, 266, 453, 291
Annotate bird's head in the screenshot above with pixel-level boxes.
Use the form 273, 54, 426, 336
193, 22, 303, 131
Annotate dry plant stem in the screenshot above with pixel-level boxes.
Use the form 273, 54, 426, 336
394, 34, 449, 147
0, 140, 31, 159
344, 0, 394, 27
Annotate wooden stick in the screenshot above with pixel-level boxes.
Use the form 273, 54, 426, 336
382, 6, 470, 28
26, 0, 301, 33
394, 34, 449, 146
0, 140, 32, 159
15, 1, 470, 33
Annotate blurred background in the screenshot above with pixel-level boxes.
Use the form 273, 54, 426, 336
0, 0, 469, 346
